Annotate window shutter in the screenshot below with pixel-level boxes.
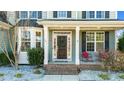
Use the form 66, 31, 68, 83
67, 11, 71, 18
105, 11, 109, 18
38, 11, 42, 19
53, 11, 57, 18
105, 32, 109, 51
82, 32, 86, 52
82, 11, 86, 19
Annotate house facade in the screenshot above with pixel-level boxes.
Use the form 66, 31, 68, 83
7, 11, 124, 66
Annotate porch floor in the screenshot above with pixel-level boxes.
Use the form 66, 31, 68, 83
48, 61, 102, 65
48, 61, 75, 64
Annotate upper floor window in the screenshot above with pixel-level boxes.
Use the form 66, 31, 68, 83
19, 11, 42, 19
58, 11, 67, 18
96, 11, 105, 18
53, 11, 71, 18
20, 11, 28, 19
29, 11, 37, 18
82, 11, 110, 19
87, 11, 95, 18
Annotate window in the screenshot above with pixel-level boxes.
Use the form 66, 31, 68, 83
86, 32, 95, 51
21, 31, 31, 51
86, 11, 95, 18
96, 11, 105, 18
20, 11, 28, 19
29, 11, 37, 18
57, 11, 67, 18
85, 11, 109, 19
96, 32, 104, 51
86, 32, 104, 52
36, 32, 41, 48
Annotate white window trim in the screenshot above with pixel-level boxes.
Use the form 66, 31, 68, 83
86, 11, 108, 19
86, 31, 105, 52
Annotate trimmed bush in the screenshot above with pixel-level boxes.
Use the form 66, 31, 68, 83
27, 48, 44, 67
33, 69, 42, 74
14, 73, 23, 78
0, 73, 4, 77
0, 52, 14, 66
99, 73, 110, 80
119, 74, 124, 79
118, 32, 124, 52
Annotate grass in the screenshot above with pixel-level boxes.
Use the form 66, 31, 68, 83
0, 73, 4, 77
98, 73, 110, 80
33, 69, 42, 74
119, 74, 124, 79
14, 73, 23, 78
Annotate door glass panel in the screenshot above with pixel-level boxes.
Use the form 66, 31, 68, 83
21, 31, 30, 41
21, 42, 30, 51
36, 32, 41, 42
36, 32, 41, 48
57, 36, 67, 59
21, 31, 31, 51
36, 42, 41, 48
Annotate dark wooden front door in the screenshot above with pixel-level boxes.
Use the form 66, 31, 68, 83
57, 36, 67, 59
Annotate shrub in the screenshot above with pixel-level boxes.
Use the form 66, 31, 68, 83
119, 74, 124, 79
0, 73, 4, 77
99, 73, 110, 80
99, 50, 115, 71
118, 32, 124, 52
0, 52, 14, 66
33, 69, 42, 74
27, 48, 44, 67
14, 73, 23, 78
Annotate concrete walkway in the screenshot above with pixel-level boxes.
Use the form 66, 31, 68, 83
41, 75, 79, 81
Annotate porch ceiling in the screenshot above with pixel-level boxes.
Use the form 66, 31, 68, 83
37, 20, 124, 31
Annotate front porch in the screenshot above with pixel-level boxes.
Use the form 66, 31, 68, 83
37, 20, 124, 65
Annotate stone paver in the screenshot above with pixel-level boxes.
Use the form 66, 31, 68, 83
42, 75, 62, 81
79, 70, 102, 81
61, 75, 79, 81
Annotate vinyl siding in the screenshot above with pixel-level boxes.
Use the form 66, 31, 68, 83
16, 11, 117, 20
45, 11, 117, 19
109, 11, 117, 19
109, 31, 115, 50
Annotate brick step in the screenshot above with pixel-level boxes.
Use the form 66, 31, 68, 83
44, 64, 79, 75
44, 64, 103, 75
79, 64, 103, 70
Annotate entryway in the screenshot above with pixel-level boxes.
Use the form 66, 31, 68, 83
52, 31, 72, 62
57, 36, 67, 59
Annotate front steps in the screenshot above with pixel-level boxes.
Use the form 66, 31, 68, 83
44, 64, 103, 75
44, 64, 79, 75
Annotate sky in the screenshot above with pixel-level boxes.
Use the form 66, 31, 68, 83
117, 11, 124, 20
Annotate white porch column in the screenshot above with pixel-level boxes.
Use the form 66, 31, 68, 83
75, 26, 80, 65
17, 28, 21, 54
44, 26, 49, 65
